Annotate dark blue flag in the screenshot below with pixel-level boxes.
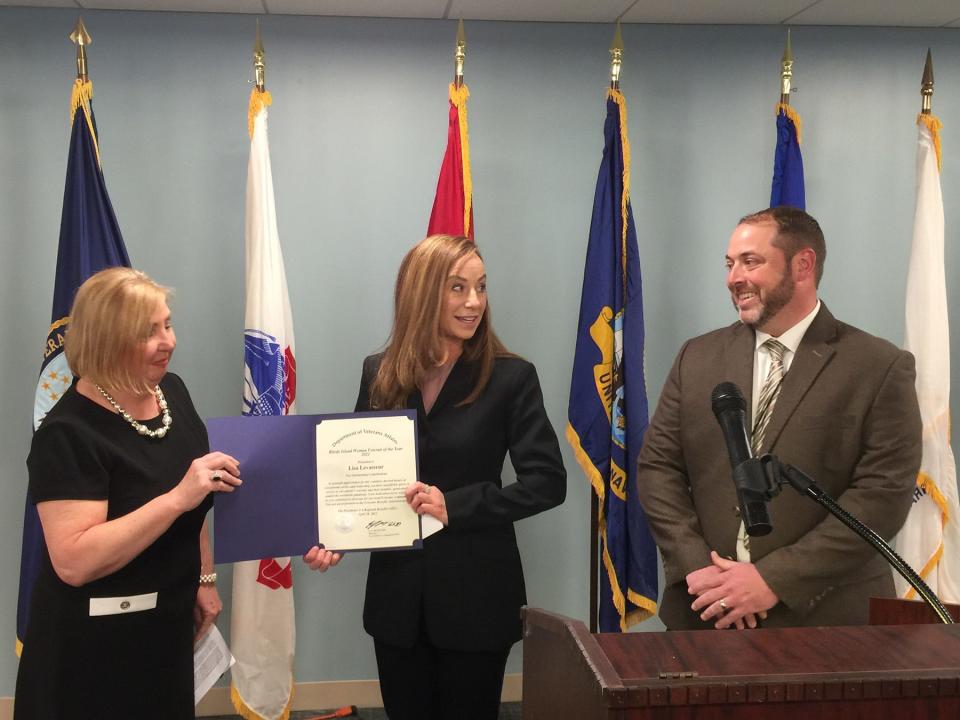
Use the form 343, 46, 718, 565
770, 105, 805, 209
567, 90, 657, 631
17, 79, 129, 654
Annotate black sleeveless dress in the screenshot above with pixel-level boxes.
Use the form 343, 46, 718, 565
15, 373, 212, 720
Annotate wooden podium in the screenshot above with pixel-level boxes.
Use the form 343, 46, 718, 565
869, 596, 960, 625
522, 607, 960, 719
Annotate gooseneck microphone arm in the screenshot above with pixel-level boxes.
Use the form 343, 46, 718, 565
761, 457, 954, 625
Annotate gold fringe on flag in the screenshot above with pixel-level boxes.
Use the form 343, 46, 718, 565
904, 469, 951, 600
69, 79, 101, 168
449, 82, 473, 238
249, 88, 274, 140
774, 102, 803, 146
918, 112, 943, 172
231, 682, 293, 720
608, 89, 631, 289
566, 424, 656, 628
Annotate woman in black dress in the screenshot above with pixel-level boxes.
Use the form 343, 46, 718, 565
15, 267, 241, 719
327, 234, 566, 720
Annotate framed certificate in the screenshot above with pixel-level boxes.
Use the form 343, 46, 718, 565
315, 412, 420, 551
207, 410, 421, 563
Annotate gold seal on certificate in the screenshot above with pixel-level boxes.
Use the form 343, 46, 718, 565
315, 412, 420, 551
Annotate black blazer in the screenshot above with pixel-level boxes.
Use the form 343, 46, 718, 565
356, 353, 566, 651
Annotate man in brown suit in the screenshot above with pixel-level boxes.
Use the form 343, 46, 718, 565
638, 207, 922, 630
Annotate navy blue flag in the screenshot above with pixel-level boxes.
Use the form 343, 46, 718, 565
17, 79, 129, 654
770, 105, 805, 209
567, 90, 657, 631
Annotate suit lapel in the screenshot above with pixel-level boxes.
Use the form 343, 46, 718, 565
426, 358, 471, 417
758, 304, 837, 453
724, 323, 756, 428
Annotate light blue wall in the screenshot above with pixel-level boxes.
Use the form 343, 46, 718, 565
2, 7, 958, 697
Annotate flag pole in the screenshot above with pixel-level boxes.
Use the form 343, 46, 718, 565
454, 18, 466, 88
780, 30, 792, 105
253, 18, 266, 92
609, 20, 623, 91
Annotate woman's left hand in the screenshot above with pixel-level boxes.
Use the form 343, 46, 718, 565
194, 584, 222, 644
405, 482, 448, 526
303, 546, 342, 572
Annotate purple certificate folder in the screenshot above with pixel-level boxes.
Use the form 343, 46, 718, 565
207, 410, 419, 563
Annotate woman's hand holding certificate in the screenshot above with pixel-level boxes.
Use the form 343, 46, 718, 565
406, 482, 448, 527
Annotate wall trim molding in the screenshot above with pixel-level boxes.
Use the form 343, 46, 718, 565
0, 674, 522, 719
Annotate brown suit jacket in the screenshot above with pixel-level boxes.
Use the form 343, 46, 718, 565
637, 304, 922, 629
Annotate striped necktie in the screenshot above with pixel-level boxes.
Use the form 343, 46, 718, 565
751, 339, 788, 454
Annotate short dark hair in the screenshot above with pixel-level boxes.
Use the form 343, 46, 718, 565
739, 206, 826, 287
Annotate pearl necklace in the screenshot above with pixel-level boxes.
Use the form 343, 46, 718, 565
95, 384, 173, 439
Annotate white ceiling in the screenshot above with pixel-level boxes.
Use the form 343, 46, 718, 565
2, 0, 960, 28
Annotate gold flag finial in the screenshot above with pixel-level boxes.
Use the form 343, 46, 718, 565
253, 19, 266, 91
454, 19, 466, 87
921, 48, 934, 115
779, 29, 793, 104
610, 20, 624, 90
69, 17, 92, 81
453, 18, 467, 87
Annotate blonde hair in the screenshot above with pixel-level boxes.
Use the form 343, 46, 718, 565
65, 267, 171, 395
370, 235, 510, 409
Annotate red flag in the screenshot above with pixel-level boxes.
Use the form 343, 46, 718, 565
428, 83, 474, 239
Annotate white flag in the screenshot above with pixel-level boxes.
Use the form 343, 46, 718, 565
895, 112, 960, 603
231, 88, 297, 720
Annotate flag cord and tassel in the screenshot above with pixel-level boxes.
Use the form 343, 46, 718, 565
69, 79, 101, 167
774, 102, 803, 145
449, 82, 472, 238
248, 88, 273, 140
917, 112, 943, 171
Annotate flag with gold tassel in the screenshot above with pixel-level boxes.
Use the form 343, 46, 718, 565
770, 103, 804, 209
16, 20, 130, 656
770, 32, 804, 209
427, 21, 473, 239
895, 52, 960, 603
567, 81, 657, 632
230, 30, 297, 720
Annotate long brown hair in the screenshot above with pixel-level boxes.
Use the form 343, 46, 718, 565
370, 235, 511, 409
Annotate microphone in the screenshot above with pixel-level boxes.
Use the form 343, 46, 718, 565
711, 382, 772, 537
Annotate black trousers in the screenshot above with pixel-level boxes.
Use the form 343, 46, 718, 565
373, 631, 511, 720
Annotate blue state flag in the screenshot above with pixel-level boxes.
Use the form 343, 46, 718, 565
17, 78, 129, 654
770, 104, 805, 209
567, 90, 657, 632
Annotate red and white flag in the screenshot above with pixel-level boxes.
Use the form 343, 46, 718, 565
231, 86, 297, 720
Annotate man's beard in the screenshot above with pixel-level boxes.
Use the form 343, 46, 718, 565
732, 269, 795, 331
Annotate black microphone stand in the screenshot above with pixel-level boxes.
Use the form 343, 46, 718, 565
754, 454, 955, 625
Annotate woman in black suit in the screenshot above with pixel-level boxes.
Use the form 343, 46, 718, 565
355, 234, 566, 719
